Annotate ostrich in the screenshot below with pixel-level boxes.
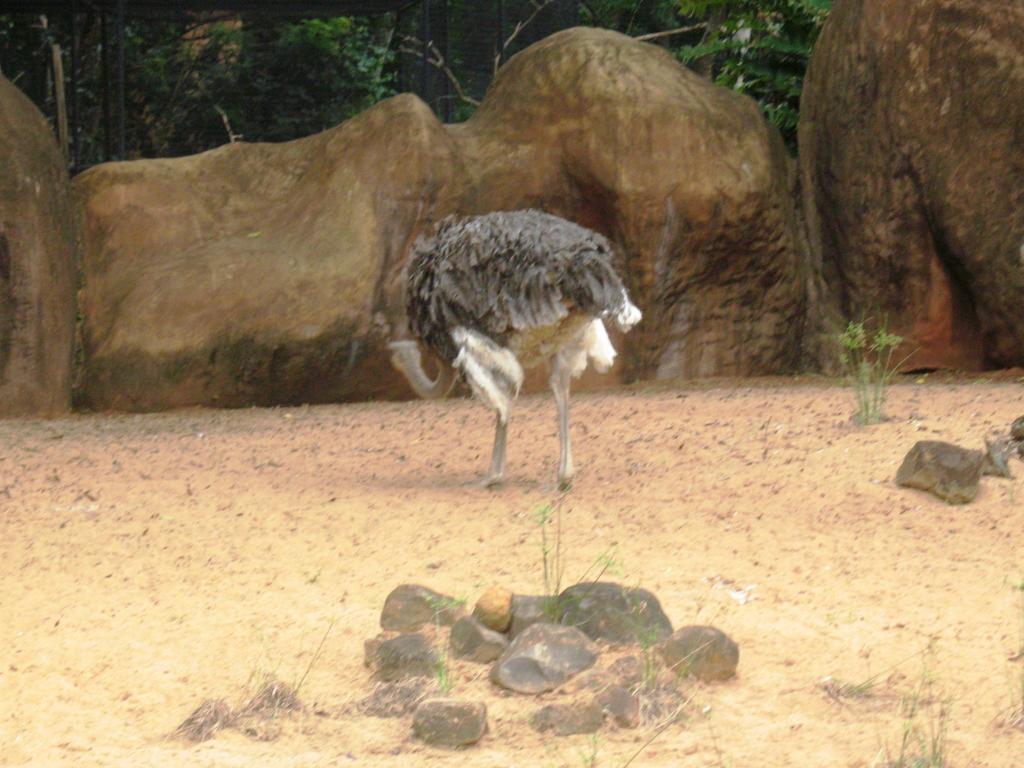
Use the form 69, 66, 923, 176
389, 209, 642, 489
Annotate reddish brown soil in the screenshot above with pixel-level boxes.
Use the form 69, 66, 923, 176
3, 379, 1023, 767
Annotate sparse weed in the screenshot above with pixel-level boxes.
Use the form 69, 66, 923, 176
1014, 578, 1024, 661
871, 668, 949, 768
820, 672, 881, 702
577, 733, 600, 767
425, 595, 465, 695
535, 501, 565, 615
1002, 668, 1024, 732
838, 318, 905, 425
534, 498, 617, 621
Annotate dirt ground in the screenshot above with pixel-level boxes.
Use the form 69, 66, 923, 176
2, 377, 1024, 767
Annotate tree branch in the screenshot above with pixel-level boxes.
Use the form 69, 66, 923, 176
494, 0, 557, 74
400, 35, 481, 108
634, 23, 707, 42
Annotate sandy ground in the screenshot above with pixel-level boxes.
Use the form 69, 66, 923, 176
2, 378, 1024, 767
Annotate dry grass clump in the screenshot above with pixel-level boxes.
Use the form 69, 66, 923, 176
175, 698, 234, 742
174, 676, 303, 743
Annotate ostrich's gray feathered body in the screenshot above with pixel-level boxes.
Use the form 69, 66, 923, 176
407, 210, 632, 365
395, 209, 641, 489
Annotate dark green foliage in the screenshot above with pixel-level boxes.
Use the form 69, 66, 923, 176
676, 0, 831, 151
127, 15, 395, 156
2, 2, 830, 161
0, 13, 394, 162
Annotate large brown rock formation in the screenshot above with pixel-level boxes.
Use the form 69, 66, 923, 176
800, 0, 1024, 370
75, 27, 807, 411
76, 95, 460, 410
0, 76, 77, 416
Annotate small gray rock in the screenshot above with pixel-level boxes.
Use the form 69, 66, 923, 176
983, 436, 1013, 478
895, 440, 985, 504
1011, 416, 1024, 441
368, 632, 439, 682
659, 625, 739, 682
381, 584, 463, 631
595, 684, 641, 729
509, 594, 550, 638
412, 698, 487, 747
530, 699, 604, 736
491, 623, 598, 694
557, 582, 673, 645
449, 615, 509, 663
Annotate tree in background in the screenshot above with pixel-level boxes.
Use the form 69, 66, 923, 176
1, 2, 828, 162
128, 16, 395, 156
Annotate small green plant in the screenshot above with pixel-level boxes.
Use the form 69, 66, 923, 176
1014, 578, 1024, 661
425, 595, 466, 695
577, 734, 600, 768
839, 318, 905, 425
535, 502, 565, 615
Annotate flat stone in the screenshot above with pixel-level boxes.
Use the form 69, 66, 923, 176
509, 594, 549, 638
381, 584, 463, 631
449, 615, 508, 663
473, 585, 513, 632
530, 699, 604, 736
659, 625, 739, 682
557, 582, 673, 645
368, 632, 439, 682
895, 440, 985, 504
491, 623, 597, 694
412, 698, 487, 747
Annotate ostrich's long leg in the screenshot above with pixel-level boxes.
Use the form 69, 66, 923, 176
483, 412, 508, 487
550, 359, 574, 490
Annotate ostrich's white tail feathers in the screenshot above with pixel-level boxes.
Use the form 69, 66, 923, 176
613, 299, 642, 332
584, 319, 616, 373
451, 327, 524, 423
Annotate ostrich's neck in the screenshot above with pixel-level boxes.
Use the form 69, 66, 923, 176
397, 353, 456, 399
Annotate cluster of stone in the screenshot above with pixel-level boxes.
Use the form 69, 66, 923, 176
363, 581, 739, 748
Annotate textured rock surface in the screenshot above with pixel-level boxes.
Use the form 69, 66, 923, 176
453, 27, 807, 383
509, 594, 549, 638
412, 698, 487, 748
0, 76, 77, 416
530, 699, 604, 736
491, 623, 597, 694
449, 615, 508, 663
800, 0, 1024, 371
366, 633, 439, 682
380, 584, 463, 631
659, 625, 739, 682
74, 27, 806, 411
895, 440, 985, 504
74, 95, 459, 410
557, 582, 673, 645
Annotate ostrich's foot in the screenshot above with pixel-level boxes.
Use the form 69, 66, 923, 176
478, 472, 505, 489
556, 472, 574, 492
